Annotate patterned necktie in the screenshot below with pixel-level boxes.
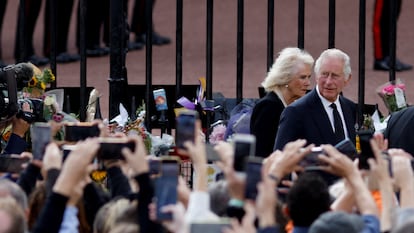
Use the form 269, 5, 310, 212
330, 103, 345, 142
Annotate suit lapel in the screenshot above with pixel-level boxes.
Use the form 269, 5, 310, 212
308, 90, 336, 142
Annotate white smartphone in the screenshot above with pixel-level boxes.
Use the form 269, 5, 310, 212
232, 134, 256, 173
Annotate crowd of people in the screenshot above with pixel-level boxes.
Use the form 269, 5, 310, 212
0, 46, 413, 233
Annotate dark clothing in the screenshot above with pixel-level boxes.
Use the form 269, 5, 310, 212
131, 0, 156, 36
107, 166, 132, 198
383, 106, 414, 156
373, 0, 402, 60
31, 192, 69, 233
43, 0, 75, 56
14, 0, 42, 61
3, 133, 29, 155
274, 89, 357, 150
250, 91, 285, 158
16, 163, 40, 196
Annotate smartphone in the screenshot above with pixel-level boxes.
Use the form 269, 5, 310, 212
299, 147, 326, 169
175, 110, 198, 149
335, 138, 357, 159
357, 130, 375, 170
190, 219, 231, 233
155, 156, 180, 221
205, 144, 220, 162
64, 123, 100, 142
0, 156, 30, 173
232, 134, 256, 173
148, 157, 161, 176
244, 157, 263, 200
96, 138, 136, 160
30, 122, 51, 160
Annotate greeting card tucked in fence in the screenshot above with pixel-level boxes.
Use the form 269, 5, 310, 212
376, 79, 407, 113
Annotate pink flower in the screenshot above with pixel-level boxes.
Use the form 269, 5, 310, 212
209, 124, 227, 144
382, 85, 396, 95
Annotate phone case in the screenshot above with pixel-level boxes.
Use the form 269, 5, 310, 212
155, 159, 179, 220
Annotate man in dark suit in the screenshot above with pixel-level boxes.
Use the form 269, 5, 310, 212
274, 48, 357, 150
383, 106, 414, 156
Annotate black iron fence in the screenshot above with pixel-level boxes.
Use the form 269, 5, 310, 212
19, 0, 400, 131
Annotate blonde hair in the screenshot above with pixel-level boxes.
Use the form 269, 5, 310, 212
262, 47, 314, 92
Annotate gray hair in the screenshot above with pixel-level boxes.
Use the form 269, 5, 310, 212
314, 48, 351, 80
262, 47, 314, 92
0, 179, 28, 210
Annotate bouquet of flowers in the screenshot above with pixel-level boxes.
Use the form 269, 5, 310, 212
376, 79, 407, 113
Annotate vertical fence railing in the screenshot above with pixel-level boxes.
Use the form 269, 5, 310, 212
30, 1, 400, 128
175, 0, 183, 103
298, 0, 305, 49
328, 0, 335, 48
358, 0, 366, 127
236, 0, 244, 104
145, 0, 153, 130
49, 0, 57, 88
266, 0, 274, 70
389, 0, 397, 81
206, 0, 213, 131
79, 0, 87, 121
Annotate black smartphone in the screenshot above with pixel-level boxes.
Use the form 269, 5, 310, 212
64, 123, 100, 142
0, 156, 30, 173
175, 110, 198, 149
96, 138, 136, 160
155, 157, 180, 221
335, 138, 357, 159
30, 122, 51, 160
232, 134, 256, 174
244, 157, 263, 200
357, 130, 375, 170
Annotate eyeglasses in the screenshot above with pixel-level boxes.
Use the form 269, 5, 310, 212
319, 72, 344, 81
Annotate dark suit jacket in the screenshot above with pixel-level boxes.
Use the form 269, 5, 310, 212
383, 106, 414, 156
250, 91, 285, 158
274, 89, 357, 150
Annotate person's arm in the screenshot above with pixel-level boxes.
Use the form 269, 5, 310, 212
123, 135, 162, 233
388, 149, 414, 208
184, 121, 220, 222
368, 138, 394, 232
32, 140, 99, 233
106, 164, 132, 198
16, 162, 41, 196
320, 145, 379, 217
3, 117, 30, 154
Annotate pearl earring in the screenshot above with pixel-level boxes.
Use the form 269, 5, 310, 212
285, 84, 289, 88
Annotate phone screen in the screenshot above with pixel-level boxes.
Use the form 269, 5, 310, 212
233, 138, 255, 172
64, 124, 100, 142
176, 112, 196, 149
244, 158, 262, 200
0, 156, 30, 173
96, 141, 136, 160
357, 130, 374, 170
155, 160, 179, 221
30, 123, 51, 160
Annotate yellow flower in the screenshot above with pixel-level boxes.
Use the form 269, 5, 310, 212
28, 77, 38, 87
39, 82, 46, 90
